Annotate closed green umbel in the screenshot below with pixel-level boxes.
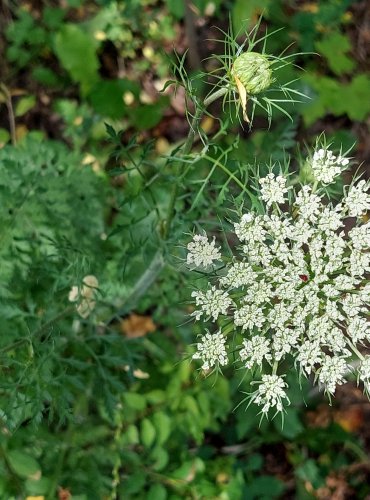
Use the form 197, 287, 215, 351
232, 52, 272, 95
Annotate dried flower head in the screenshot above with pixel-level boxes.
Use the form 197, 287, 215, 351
69, 275, 99, 318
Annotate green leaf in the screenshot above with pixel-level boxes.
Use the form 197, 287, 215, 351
0, 128, 10, 146
25, 476, 51, 495
54, 24, 99, 94
32, 66, 59, 86
316, 32, 355, 75
296, 459, 323, 489
152, 412, 171, 445
43, 6, 65, 29
275, 408, 303, 439
89, 79, 140, 119
7, 450, 41, 479
345, 74, 370, 121
150, 446, 169, 471
123, 393, 146, 411
147, 483, 167, 500
232, 0, 270, 34
145, 390, 166, 405
244, 453, 263, 472
128, 100, 169, 131
246, 475, 285, 499
15, 95, 36, 117
166, 0, 185, 19
141, 418, 156, 448
126, 424, 139, 445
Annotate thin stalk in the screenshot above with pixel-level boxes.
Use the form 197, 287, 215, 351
0, 83, 16, 146
162, 86, 228, 239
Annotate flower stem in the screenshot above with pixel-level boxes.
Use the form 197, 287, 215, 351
162, 86, 228, 239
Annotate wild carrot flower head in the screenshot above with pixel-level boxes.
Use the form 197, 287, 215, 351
187, 141, 370, 418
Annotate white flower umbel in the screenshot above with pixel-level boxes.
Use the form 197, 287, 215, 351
239, 335, 272, 369
192, 331, 228, 371
219, 261, 257, 289
187, 234, 221, 268
358, 356, 370, 396
311, 147, 349, 184
259, 173, 288, 207
318, 356, 348, 396
191, 286, 233, 321
345, 180, 370, 217
250, 375, 289, 415
188, 144, 370, 418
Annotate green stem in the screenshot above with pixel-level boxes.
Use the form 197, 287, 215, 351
272, 361, 278, 375
0, 83, 16, 146
347, 340, 365, 361
162, 86, 228, 239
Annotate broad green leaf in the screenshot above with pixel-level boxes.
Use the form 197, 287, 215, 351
150, 446, 169, 471
152, 412, 171, 445
166, 0, 185, 19
54, 24, 99, 94
126, 424, 139, 445
345, 74, 370, 121
25, 476, 51, 495
128, 99, 169, 131
296, 459, 323, 489
141, 418, 156, 448
15, 95, 36, 117
147, 483, 167, 500
275, 408, 304, 439
123, 393, 146, 411
145, 390, 166, 405
316, 32, 355, 75
7, 450, 41, 479
89, 79, 140, 119
0, 128, 10, 146
246, 475, 285, 499
32, 66, 59, 86
232, 0, 270, 34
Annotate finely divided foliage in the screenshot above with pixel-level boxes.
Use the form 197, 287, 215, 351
188, 145, 370, 418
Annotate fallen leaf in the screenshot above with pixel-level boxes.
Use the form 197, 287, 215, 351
58, 487, 71, 500
121, 313, 156, 338
334, 406, 364, 432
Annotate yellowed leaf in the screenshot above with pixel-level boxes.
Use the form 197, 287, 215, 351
233, 73, 249, 122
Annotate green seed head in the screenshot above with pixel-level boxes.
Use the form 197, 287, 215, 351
232, 52, 273, 95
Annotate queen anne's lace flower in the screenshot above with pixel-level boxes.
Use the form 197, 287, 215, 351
188, 147, 370, 418
311, 147, 349, 184
187, 234, 221, 268
250, 375, 289, 414
192, 331, 228, 371
191, 286, 233, 321
349, 222, 370, 250
219, 261, 257, 289
345, 180, 370, 217
295, 186, 321, 222
358, 357, 370, 396
259, 173, 288, 207
239, 335, 272, 369
318, 356, 348, 395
